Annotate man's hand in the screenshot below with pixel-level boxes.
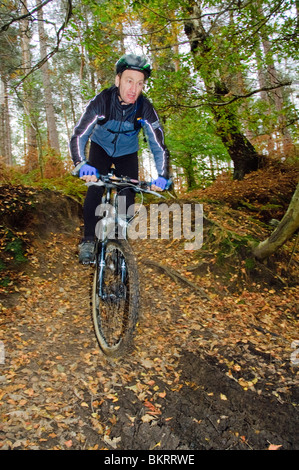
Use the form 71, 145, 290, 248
78, 163, 99, 181
151, 176, 170, 191
81, 174, 98, 182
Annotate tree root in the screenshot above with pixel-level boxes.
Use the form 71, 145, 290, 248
143, 259, 210, 300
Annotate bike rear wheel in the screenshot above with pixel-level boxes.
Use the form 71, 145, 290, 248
92, 239, 139, 357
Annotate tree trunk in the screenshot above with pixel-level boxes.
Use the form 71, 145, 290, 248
20, 0, 38, 171
37, 2, 60, 154
255, 42, 275, 155
0, 80, 5, 161
184, 1, 262, 180
253, 182, 299, 260
68, 88, 77, 128
259, 7, 294, 157
211, 103, 261, 180
184, 153, 197, 190
0, 75, 12, 165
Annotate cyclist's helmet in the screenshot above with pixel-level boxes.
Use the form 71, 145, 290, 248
116, 54, 152, 79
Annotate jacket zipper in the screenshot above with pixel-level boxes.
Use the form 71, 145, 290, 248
112, 109, 126, 157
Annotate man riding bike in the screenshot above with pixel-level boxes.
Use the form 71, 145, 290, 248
69, 54, 170, 264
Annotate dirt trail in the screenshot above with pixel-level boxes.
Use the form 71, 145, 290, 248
0, 224, 298, 450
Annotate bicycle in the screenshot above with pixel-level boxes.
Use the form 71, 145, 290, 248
73, 166, 166, 357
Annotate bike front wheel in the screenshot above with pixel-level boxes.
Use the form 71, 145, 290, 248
92, 239, 140, 357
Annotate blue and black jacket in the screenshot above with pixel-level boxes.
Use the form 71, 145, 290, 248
69, 86, 169, 179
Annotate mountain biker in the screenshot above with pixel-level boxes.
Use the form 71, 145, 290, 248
69, 53, 170, 264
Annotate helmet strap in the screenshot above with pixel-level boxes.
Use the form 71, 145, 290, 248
115, 73, 126, 104
116, 81, 127, 105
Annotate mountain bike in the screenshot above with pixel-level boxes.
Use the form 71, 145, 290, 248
82, 172, 165, 357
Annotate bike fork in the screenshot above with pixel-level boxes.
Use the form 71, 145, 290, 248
97, 241, 106, 298
120, 256, 126, 283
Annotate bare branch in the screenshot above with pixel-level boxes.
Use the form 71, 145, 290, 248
161, 81, 293, 111
212, 81, 293, 107
13, 0, 73, 89
0, 0, 53, 33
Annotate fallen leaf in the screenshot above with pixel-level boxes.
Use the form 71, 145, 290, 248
106, 393, 119, 402
144, 400, 161, 415
268, 444, 283, 450
103, 435, 121, 449
141, 414, 156, 423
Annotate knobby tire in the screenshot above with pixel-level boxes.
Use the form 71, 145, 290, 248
92, 239, 139, 357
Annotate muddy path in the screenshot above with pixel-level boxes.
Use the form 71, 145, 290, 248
0, 226, 298, 451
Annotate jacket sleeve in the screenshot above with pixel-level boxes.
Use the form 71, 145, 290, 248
69, 94, 104, 166
142, 99, 170, 179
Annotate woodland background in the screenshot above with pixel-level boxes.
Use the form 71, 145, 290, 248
0, 0, 298, 188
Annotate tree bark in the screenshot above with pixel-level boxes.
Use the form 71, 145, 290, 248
211, 103, 261, 180
184, 153, 197, 190
255, 41, 275, 155
258, 6, 294, 157
20, 0, 38, 171
37, 2, 60, 154
0, 76, 12, 165
253, 182, 299, 260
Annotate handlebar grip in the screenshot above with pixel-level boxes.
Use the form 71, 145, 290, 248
72, 161, 86, 177
165, 178, 173, 190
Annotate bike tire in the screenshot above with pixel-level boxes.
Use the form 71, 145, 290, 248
92, 239, 139, 357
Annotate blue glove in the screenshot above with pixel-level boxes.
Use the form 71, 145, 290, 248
152, 176, 170, 190
79, 163, 99, 178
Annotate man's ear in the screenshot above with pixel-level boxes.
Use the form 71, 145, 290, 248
115, 74, 120, 87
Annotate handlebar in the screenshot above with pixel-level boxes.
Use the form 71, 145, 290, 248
72, 162, 170, 197
86, 173, 166, 198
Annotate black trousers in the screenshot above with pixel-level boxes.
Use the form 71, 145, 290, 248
83, 141, 139, 241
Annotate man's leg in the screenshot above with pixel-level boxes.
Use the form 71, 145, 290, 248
114, 152, 139, 214
82, 141, 113, 241
79, 142, 112, 264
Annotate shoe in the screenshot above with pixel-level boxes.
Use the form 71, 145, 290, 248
78, 241, 95, 265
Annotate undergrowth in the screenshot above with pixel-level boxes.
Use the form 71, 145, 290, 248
184, 161, 298, 223
0, 163, 86, 203
194, 208, 298, 293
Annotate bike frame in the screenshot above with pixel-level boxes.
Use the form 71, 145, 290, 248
95, 181, 118, 300
87, 173, 165, 300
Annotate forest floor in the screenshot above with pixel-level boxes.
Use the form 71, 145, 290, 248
0, 166, 298, 452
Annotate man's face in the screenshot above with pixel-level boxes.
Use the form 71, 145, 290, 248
115, 69, 145, 105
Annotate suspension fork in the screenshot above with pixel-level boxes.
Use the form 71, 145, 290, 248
120, 256, 127, 284
97, 240, 106, 298
96, 185, 112, 299
114, 190, 128, 283
96, 186, 128, 298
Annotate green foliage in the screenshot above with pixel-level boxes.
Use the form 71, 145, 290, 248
4, 232, 27, 263
1, 0, 298, 190
0, 228, 27, 285
35, 175, 87, 204
216, 233, 255, 265
0, 163, 87, 203
165, 107, 230, 188
145, 65, 230, 188
72, 0, 129, 91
